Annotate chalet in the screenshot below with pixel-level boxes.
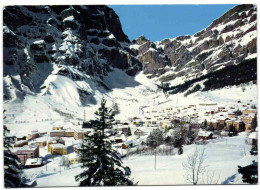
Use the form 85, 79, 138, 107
25, 158, 43, 168
26, 131, 39, 140
14, 140, 28, 147
47, 138, 65, 152
242, 109, 257, 115
197, 131, 213, 140
242, 114, 254, 124
35, 140, 47, 147
49, 144, 67, 155
13, 144, 39, 165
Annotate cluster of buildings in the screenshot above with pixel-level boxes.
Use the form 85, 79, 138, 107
10, 100, 257, 168
127, 101, 257, 133
11, 127, 94, 168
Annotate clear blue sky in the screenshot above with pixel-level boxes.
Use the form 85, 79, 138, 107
109, 5, 237, 42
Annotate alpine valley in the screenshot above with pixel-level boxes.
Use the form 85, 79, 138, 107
3, 4, 258, 186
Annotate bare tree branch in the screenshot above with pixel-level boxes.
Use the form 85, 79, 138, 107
182, 146, 207, 185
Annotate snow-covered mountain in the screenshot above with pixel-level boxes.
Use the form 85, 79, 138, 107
131, 4, 257, 82
3, 5, 257, 135
3, 5, 142, 100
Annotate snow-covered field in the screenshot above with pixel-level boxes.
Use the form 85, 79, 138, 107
124, 133, 256, 185
22, 132, 256, 186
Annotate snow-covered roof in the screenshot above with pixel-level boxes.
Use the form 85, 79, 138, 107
50, 130, 65, 133
13, 144, 38, 152
198, 130, 213, 137
15, 140, 27, 144
50, 143, 67, 149
25, 158, 43, 166
74, 128, 93, 133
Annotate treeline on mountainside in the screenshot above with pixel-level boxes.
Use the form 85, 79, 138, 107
159, 58, 257, 95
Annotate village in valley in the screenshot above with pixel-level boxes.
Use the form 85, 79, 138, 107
4, 93, 258, 185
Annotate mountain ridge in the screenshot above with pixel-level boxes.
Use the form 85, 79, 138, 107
130, 4, 256, 81
3, 4, 257, 113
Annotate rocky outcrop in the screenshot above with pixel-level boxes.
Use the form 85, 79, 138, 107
130, 37, 171, 77
3, 5, 142, 94
131, 4, 257, 80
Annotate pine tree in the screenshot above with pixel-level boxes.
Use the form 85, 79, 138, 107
207, 122, 215, 132
75, 99, 133, 186
228, 124, 237, 136
234, 109, 242, 116
202, 119, 208, 130
238, 161, 258, 184
4, 111, 28, 187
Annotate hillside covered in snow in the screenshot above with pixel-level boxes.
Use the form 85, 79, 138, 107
3, 5, 257, 129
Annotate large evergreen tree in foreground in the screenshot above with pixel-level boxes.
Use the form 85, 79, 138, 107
75, 99, 133, 186
4, 111, 28, 187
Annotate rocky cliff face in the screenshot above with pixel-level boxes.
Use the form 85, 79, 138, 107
3, 4, 257, 103
131, 4, 257, 81
3, 5, 142, 98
